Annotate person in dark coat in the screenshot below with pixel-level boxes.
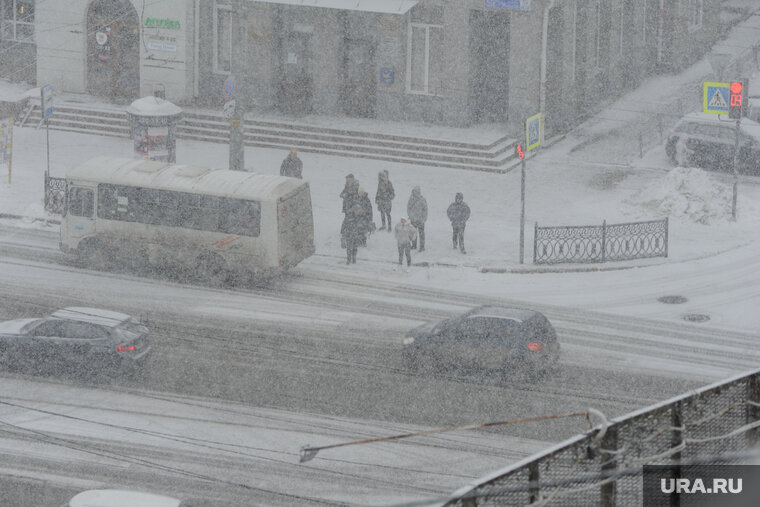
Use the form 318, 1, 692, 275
340, 173, 359, 214
375, 170, 394, 231
341, 203, 365, 264
357, 187, 373, 246
447, 192, 471, 254
406, 186, 428, 251
280, 148, 303, 178
394, 217, 417, 266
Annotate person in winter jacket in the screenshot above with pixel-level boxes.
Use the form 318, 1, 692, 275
280, 148, 303, 178
341, 203, 365, 264
340, 174, 359, 214
375, 170, 395, 231
447, 192, 471, 254
406, 186, 428, 251
394, 217, 417, 266
358, 187, 373, 246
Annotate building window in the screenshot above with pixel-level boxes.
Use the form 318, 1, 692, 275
406, 22, 443, 95
688, 0, 703, 32
1, 0, 34, 43
213, 3, 232, 74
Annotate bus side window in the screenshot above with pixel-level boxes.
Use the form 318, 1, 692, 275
158, 190, 179, 226
137, 188, 160, 224
97, 184, 117, 219
178, 192, 202, 230
199, 195, 223, 231
69, 187, 94, 218
219, 199, 260, 237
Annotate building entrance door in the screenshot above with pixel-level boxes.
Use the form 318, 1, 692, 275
279, 31, 313, 114
470, 10, 510, 123
343, 39, 376, 118
86, 0, 139, 101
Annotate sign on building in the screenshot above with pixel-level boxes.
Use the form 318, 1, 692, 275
485, 0, 531, 10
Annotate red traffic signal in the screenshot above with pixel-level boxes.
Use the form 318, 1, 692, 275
515, 144, 524, 160
729, 81, 743, 119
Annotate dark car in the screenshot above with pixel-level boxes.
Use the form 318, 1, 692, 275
402, 305, 560, 378
0, 307, 151, 377
665, 112, 760, 175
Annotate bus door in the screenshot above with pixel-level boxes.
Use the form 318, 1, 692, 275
65, 186, 96, 247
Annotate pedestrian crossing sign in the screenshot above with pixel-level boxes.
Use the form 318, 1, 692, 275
526, 113, 541, 151
703, 82, 729, 114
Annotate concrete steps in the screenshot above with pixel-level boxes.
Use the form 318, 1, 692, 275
19, 99, 518, 172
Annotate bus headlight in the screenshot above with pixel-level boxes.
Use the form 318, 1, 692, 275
402, 336, 415, 345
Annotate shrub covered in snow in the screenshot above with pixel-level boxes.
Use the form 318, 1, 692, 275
627, 167, 733, 225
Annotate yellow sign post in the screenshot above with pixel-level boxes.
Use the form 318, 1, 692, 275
0, 118, 12, 184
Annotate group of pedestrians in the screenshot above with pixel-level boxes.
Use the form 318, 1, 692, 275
279, 149, 471, 267
340, 170, 471, 266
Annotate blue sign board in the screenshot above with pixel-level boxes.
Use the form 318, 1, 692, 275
41, 85, 54, 120
485, 0, 531, 10
223, 75, 236, 101
703, 81, 729, 114
526, 113, 541, 151
379, 67, 395, 84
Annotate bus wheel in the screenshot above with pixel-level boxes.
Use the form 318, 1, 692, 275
79, 239, 112, 270
195, 253, 227, 285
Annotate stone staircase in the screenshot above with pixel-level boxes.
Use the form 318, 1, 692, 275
18, 98, 519, 172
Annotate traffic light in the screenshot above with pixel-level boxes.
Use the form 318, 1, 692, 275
515, 144, 524, 160
729, 81, 743, 119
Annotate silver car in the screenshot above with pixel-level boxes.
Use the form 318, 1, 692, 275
0, 307, 151, 377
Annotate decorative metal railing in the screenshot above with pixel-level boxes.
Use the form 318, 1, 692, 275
44, 174, 66, 215
533, 218, 668, 265
443, 369, 760, 506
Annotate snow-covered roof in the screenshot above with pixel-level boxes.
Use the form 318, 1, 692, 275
66, 156, 307, 203
126, 96, 182, 117
50, 307, 133, 327
248, 0, 418, 14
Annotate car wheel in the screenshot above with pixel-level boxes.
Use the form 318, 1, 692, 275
78, 239, 112, 270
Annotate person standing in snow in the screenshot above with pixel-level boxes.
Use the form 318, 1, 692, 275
375, 170, 394, 231
447, 192, 471, 254
341, 203, 365, 264
407, 186, 427, 251
394, 217, 417, 266
280, 148, 303, 178
357, 187, 374, 245
340, 173, 359, 214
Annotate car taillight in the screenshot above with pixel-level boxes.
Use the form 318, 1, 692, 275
527, 342, 543, 352
117, 344, 136, 352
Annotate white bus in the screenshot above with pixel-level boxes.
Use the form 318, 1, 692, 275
60, 156, 315, 280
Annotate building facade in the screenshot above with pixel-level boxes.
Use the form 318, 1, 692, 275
1, 0, 725, 136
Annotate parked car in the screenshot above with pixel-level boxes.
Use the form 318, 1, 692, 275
665, 112, 760, 175
0, 307, 151, 377
65, 489, 187, 507
401, 305, 560, 378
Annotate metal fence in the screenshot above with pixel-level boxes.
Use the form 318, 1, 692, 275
44, 174, 65, 215
533, 218, 668, 265
443, 369, 760, 506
